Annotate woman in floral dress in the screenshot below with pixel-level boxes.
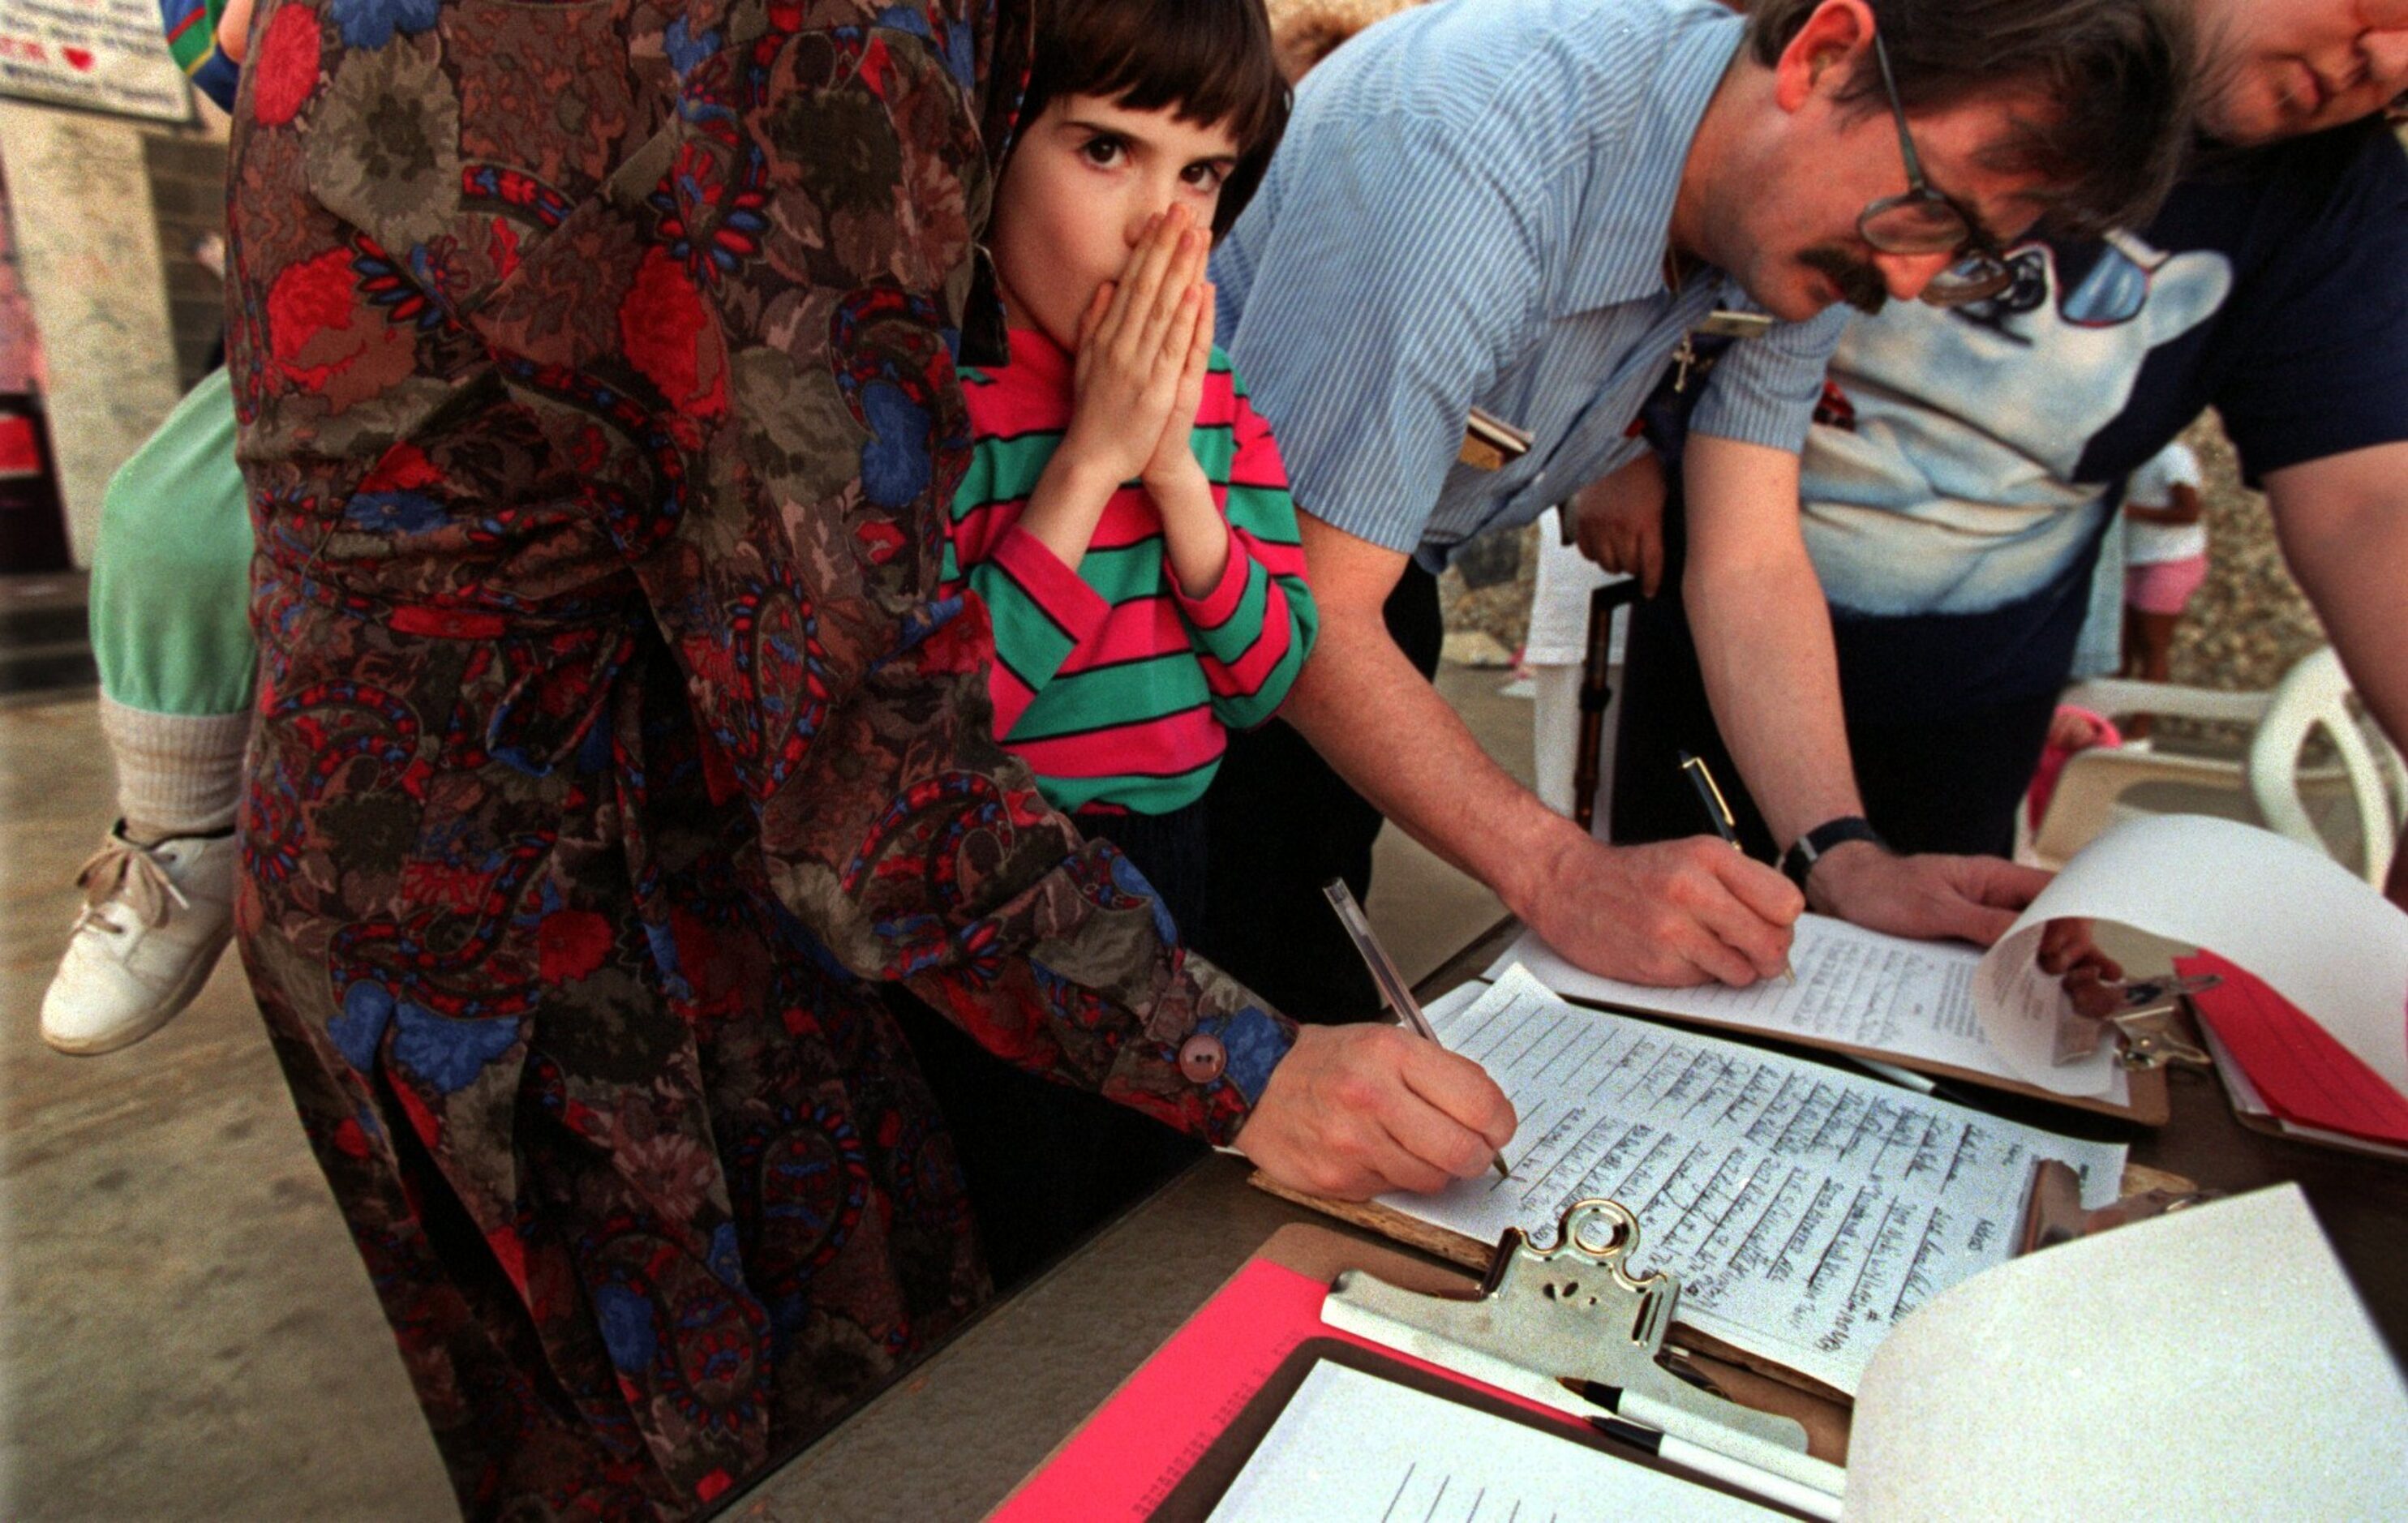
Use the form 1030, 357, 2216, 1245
221, 2, 1354, 1514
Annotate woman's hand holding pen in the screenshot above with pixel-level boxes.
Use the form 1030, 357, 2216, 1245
1234, 1024, 1517, 1200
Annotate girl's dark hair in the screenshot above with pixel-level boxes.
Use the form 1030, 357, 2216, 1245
1014, 0, 1292, 236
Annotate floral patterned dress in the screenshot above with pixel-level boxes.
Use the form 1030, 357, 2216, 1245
224, 2, 1294, 1517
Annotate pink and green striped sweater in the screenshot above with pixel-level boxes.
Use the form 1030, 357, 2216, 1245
945, 328, 1317, 814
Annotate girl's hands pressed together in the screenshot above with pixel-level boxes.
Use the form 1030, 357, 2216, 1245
1142, 277, 1215, 498
1058, 207, 1212, 489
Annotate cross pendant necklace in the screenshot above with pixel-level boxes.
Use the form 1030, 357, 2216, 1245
1670, 333, 1700, 393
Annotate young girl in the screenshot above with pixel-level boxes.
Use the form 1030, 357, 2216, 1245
901, 0, 1313, 1283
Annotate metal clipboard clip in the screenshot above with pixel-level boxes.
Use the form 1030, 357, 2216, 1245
1320, 1199, 1842, 1504
2054, 972, 2221, 1070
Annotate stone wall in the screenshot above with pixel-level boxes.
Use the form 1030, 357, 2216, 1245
0, 96, 226, 567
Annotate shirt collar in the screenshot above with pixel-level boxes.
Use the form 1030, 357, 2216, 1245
988, 324, 1074, 384
1547, 5, 1745, 316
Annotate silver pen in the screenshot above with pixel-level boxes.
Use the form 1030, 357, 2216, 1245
1321, 879, 1513, 1181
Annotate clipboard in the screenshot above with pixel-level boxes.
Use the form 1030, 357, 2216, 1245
1495, 934, 2174, 1125
1152, 1338, 1805, 1521
989, 1221, 1847, 1523
1555, 989, 2174, 1125
997, 1186, 2393, 1523
1247, 1154, 2200, 1409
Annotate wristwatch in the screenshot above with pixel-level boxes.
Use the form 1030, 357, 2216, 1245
1779, 816, 1888, 891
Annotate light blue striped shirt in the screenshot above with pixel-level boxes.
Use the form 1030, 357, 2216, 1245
1214, 0, 1849, 568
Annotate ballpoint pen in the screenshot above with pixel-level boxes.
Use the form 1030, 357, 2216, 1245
1573, 1380, 1844, 1521
1677, 751, 1797, 985
1320, 878, 1513, 1181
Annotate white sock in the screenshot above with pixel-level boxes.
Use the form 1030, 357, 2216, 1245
98, 697, 251, 843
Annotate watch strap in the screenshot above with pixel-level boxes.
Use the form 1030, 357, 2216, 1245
1780, 816, 1887, 890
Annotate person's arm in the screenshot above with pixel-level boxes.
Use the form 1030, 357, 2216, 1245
213, 0, 251, 61
2266, 440, 2408, 909
1020, 211, 1209, 573
1167, 363, 1316, 730
1680, 434, 2051, 942
2124, 483, 2204, 526
1282, 510, 1799, 986
942, 502, 1112, 739
1147, 281, 1234, 600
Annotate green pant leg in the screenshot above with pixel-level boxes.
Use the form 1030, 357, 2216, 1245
88, 368, 257, 717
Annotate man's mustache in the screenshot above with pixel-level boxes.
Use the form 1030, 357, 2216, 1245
1801, 246, 1889, 315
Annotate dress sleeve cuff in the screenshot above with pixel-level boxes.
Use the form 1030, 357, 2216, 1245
991, 524, 1113, 646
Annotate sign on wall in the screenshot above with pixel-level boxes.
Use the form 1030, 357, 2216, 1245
0, 0, 193, 124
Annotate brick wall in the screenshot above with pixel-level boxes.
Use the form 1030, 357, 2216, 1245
141, 133, 230, 392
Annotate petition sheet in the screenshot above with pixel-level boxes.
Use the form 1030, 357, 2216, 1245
1492, 917, 2127, 1102
1208, 1359, 1774, 1522
1395, 967, 2127, 1394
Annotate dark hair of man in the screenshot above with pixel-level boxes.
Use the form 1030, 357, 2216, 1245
1013, 0, 1292, 236
1744, 0, 2194, 238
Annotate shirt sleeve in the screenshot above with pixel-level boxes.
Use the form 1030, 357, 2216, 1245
2213, 130, 2408, 484
1175, 374, 1319, 730
637, 21, 1294, 1146
941, 461, 1111, 737
1690, 303, 1850, 453
159, 0, 241, 112
1217, 110, 1547, 555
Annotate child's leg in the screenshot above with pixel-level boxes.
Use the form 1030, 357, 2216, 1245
88, 367, 256, 841
2129, 611, 2181, 682
45, 370, 255, 1055
2119, 554, 2206, 740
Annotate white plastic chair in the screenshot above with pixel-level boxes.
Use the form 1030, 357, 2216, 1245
2030, 647, 2406, 886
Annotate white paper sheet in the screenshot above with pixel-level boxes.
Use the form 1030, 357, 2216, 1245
1975, 814, 2408, 1092
1207, 1358, 1774, 1523
1488, 916, 2130, 1101
1388, 967, 2127, 1394
1847, 1186, 2408, 1521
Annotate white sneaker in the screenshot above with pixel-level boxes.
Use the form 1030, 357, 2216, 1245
40, 826, 237, 1056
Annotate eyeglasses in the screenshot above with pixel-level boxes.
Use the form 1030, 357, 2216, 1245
1859, 32, 2017, 307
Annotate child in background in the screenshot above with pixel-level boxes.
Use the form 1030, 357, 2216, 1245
898, 0, 1312, 1286
40, 0, 256, 1056
2025, 703, 2123, 839
2120, 439, 2208, 709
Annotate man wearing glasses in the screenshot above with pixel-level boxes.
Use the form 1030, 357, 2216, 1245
1203, 0, 2190, 1010
1607, 0, 2408, 912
